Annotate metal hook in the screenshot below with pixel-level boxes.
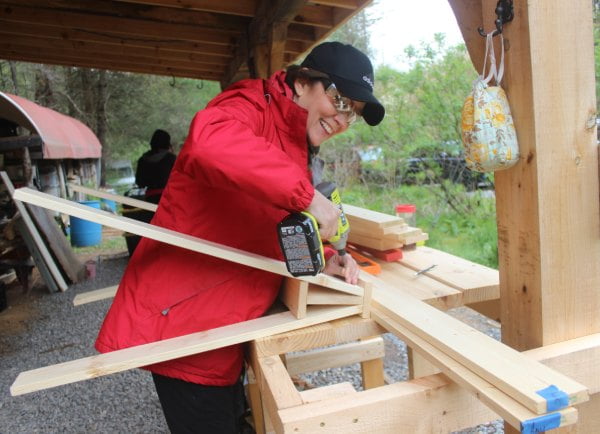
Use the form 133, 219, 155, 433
478, 0, 514, 37
196, 80, 203, 90
169, 76, 176, 87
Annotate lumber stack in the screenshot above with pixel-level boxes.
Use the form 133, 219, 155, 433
344, 204, 428, 252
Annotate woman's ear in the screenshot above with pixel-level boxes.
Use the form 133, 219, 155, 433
294, 80, 307, 97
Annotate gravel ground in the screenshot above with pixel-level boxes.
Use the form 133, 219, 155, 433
0, 249, 503, 433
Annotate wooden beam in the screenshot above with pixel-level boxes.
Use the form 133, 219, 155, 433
68, 184, 157, 212
72, 285, 118, 306
306, 285, 363, 305
399, 246, 499, 296
278, 374, 498, 433
0, 4, 239, 46
0, 20, 235, 57
370, 283, 588, 415
299, 382, 356, 404
0, 135, 42, 151
248, 0, 309, 79
447, 0, 485, 72
490, 0, 600, 351
253, 316, 385, 358
524, 333, 600, 395
279, 278, 308, 319
0, 34, 230, 67
12, 188, 361, 296
0, 45, 226, 75
14, 0, 250, 31
285, 336, 384, 376
372, 309, 579, 432
112, 0, 257, 17
10, 305, 362, 396
0, 52, 221, 81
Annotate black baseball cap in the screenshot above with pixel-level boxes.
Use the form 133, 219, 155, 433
301, 42, 385, 126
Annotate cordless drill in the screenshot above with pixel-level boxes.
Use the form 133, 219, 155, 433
277, 181, 350, 277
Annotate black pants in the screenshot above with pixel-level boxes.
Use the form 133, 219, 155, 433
152, 373, 247, 434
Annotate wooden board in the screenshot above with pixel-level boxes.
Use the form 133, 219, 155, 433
372, 309, 579, 431
285, 337, 385, 376
253, 316, 386, 358
299, 382, 356, 404
72, 285, 118, 306
344, 204, 404, 229
278, 374, 498, 433
26, 203, 86, 283
374, 261, 465, 310
370, 281, 589, 414
13, 187, 361, 297
1, 173, 68, 291
347, 232, 403, 251
68, 183, 157, 212
10, 305, 362, 396
279, 278, 308, 319
306, 285, 363, 306
399, 246, 499, 295
14, 218, 59, 293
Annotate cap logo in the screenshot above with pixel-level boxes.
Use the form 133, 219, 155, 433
362, 75, 374, 90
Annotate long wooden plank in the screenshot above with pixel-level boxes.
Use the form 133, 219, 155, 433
10, 305, 362, 396
254, 316, 386, 358
372, 309, 579, 432
13, 188, 361, 297
369, 279, 589, 414
14, 218, 59, 293
1, 174, 68, 291
26, 203, 86, 283
286, 337, 384, 376
524, 333, 600, 395
278, 374, 498, 433
344, 204, 404, 229
68, 184, 157, 212
400, 246, 499, 294
72, 285, 118, 306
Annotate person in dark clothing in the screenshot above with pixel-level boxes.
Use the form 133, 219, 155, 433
135, 129, 177, 204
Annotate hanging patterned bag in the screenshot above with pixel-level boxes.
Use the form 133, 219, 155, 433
461, 33, 519, 172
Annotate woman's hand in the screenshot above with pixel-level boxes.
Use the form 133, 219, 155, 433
323, 252, 359, 285
306, 189, 340, 240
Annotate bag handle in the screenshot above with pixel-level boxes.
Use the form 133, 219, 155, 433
481, 32, 505, 86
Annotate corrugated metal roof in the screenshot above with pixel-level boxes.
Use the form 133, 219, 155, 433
0, 92, 102, 159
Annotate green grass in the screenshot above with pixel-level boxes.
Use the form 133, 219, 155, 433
342, 183, 498, 269
71, 234, 127, 255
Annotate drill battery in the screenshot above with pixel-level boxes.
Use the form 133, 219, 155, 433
277, 212, 325, 277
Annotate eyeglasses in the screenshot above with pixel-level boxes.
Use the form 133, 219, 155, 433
322, 81, 360, 125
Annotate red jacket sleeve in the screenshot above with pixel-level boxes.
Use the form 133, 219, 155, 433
178, 93, 314, 212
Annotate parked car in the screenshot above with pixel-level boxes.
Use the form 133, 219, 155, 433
397, 153, 492, 190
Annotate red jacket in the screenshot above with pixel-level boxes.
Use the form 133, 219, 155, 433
95, 71, 314, 386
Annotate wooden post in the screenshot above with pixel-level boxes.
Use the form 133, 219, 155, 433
455, 0, 599, 431
488, 0, 600, 349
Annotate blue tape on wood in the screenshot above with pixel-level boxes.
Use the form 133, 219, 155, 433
536, 385, 569, 411
521, 412, 561, 434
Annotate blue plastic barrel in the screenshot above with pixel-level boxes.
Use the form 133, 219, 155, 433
101, 198, 117, 213
70, 201, 102, 247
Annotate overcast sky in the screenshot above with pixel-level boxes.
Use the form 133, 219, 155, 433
366, 0, 464, 70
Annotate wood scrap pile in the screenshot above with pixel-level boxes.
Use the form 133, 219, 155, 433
344, 204, 428, 252
0, 172, 86, 293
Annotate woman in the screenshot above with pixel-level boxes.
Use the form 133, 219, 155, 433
96, 41, 384, 433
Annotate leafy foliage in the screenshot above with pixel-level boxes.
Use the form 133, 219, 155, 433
343, 183, 498, 269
